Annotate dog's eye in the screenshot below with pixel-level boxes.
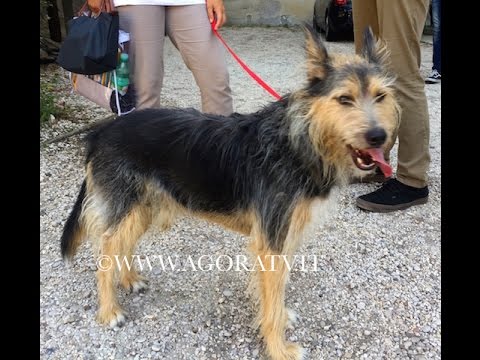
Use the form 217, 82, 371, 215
375, 92, 386, 103
338, 96, 354, 105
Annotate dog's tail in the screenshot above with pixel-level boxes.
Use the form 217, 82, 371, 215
61, 179, 87, 260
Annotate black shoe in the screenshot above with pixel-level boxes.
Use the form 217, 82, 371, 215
356, 178, 428, 212
425, 69, 441, 84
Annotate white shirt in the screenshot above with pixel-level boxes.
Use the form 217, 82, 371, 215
114, 0, 205, 6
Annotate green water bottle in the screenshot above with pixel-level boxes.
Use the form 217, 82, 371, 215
115, 53, 130, 95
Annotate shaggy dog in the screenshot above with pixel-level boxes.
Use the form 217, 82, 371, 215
61, 27, 399, 360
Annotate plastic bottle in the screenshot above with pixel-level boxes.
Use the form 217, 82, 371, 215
115, 53, 130, 95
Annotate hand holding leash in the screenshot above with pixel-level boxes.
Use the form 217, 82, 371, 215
211, 19, 281, 100
207, 0, 226, 30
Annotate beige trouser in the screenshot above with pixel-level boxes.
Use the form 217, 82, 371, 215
353, 0, 430, 188
117, 4, 233, 115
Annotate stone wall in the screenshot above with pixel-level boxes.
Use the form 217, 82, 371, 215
225, 0, 315, 27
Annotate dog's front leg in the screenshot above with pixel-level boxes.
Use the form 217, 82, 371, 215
249, 237, 304, 360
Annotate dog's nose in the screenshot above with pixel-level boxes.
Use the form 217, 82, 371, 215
365, 127, 387, 147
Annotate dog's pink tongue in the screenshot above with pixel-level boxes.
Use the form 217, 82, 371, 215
366, 148, 392, 178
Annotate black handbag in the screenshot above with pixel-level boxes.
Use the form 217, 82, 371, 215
57, 0, 119, 75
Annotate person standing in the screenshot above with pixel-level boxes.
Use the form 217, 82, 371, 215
425, 0, 441, 84
110, 0, 233, 115
353, 0, 431, 212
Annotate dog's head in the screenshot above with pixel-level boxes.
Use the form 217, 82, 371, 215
290, 26, 400, 180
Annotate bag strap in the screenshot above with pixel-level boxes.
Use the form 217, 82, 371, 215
102, 0, 115, 13
77, 2, 89, 15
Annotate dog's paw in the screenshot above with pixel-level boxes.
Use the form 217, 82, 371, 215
285, 308, 298, 329
120, 275, 149, 293
131, 279, 148, 293
109, 312, 126, 328
97, 307, 127, 328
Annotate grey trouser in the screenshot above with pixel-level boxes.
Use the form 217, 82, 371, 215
353, 0, 431, 188
118, 4, 233, 115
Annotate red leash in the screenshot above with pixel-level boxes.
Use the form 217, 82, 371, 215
212, 23, 282, 100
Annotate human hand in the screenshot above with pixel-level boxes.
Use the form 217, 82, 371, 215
207, 0, 227, 30
87, 0, 103, 14
87, 0, 115, 14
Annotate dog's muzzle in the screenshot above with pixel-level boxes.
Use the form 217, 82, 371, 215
347, 146, 392, 177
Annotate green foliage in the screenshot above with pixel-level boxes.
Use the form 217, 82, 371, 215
40, 82, 61, 124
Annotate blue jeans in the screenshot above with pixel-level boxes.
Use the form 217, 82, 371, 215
431, 0, 441, 73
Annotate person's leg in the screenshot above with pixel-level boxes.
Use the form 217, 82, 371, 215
351, 0, 390, 184
357, 0, 430, 212
352, 0, 379, 55
118, 5, 166, 109
431, 0, 441, 73
378, 0, 430, 188
166, 5, 233, 116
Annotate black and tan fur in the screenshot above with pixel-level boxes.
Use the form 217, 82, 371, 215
61, 27, 400, 360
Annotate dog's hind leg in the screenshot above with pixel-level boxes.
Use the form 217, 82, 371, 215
117, 205, 152, 293
96, 205, 151, 327
118, 190, 181, 293
96, 228, 125, 328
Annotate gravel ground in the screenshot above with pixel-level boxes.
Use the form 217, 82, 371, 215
40, 27, 441, 360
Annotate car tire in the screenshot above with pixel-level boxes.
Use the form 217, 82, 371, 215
325, 13, 336, 41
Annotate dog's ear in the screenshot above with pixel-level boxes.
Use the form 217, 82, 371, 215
303, 24, 330, 82
361, 27, 388, 66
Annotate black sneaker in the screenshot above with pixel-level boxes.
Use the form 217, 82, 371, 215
356, 178, 428, 212
425, 69, 441, 84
